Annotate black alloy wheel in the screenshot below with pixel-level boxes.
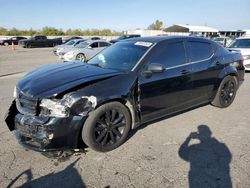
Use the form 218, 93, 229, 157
82, 102, 131, 152
220, 80, 236, 106
94, 109, 126, 146
211, 75, 237, 108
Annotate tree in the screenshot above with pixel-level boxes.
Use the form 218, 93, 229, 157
148, 20, 164, 30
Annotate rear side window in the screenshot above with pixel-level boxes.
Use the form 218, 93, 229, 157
187, 41, 213, 62
148, 42, 186, 68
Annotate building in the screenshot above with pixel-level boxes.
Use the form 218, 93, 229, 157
219, 30, 246, 38
165, 24, 219, 37
126, 29, 167, 37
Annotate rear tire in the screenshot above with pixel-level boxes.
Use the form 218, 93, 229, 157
211, 75, 238, 108
26, 43, 31, 48
82, 102, 131, 152
4, 42, 9, 46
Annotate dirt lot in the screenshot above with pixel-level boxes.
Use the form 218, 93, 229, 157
0, 46, 250, 188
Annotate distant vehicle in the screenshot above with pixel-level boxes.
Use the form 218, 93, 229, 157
110, 34, 141, 43
62, 40, 111, 62
62, 37, 101, 44
5, 36, 244, 153
213, 37, 232, 47
228, 38, 250, 71
19, 35, 62, 48
62, 36, 83, 44
89, 37, 102, 40
0, 36, 27, 46
53, 39, 86, 55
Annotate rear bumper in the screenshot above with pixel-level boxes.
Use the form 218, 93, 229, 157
5, 101, 86, 152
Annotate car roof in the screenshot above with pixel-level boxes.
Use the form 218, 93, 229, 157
85, 39, 110, 43
125, 36, 211, 43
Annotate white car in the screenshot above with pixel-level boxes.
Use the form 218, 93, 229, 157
53, 39, 85, 56
61, 40, 111, 62
213, 37, 232, 47
228, 38, 250, 71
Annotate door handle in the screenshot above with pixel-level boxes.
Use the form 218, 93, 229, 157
181, 69, 190, 75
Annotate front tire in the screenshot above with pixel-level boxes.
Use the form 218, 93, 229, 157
82, 102, 131, 152
4, 42, 9, 46
76, 53, 86, 62
211, 75, 238, 108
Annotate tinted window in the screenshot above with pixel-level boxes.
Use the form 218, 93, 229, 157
188, 41, 213, 62
90, 42, 98, 48
147, 42, 186, 68
228, 39, 250, 48
99, 42, 110, 47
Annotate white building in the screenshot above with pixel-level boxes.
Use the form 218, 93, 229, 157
165, 24, 219, 37
126, 29, 167, 37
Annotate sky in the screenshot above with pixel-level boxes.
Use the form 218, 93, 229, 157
0, 0, 249, 31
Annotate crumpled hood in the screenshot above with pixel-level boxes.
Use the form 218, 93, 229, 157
18, 62, 121, 98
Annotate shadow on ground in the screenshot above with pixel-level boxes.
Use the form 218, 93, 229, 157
178, 125, 232, 188
7, 158, 85, 188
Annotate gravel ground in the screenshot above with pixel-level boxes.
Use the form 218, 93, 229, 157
0, 46, 249, 188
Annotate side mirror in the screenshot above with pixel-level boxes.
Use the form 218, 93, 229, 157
148, 63, 165, 73
87, 46, 92, 49
142, 63, 165, 78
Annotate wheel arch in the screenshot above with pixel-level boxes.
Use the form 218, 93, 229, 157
95, 97, 138, 129
218, 66, 239, 87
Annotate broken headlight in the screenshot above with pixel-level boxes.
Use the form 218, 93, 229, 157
39, 95, 97, 117
40, 99, 69, 117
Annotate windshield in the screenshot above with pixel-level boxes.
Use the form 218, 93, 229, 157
65, 40, 76, 45
75, 41, 89, 48
228, 39, 250, 48
87, 41, 152, 71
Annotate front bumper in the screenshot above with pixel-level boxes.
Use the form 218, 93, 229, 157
5, 101, 86, 152
60, 54, 75, 61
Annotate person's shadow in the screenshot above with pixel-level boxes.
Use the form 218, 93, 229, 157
7, 158, 85, 188
178, 125, 232, 188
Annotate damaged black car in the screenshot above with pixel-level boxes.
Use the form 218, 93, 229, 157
5, 36, 244, 153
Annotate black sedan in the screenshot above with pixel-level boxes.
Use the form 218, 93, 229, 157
0, 36, 27, 46
5, 36, 244, 154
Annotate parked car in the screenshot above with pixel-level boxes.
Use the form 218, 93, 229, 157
5, 36, 244, 154
62, 37, 100, 44
110, 34, 141, 43
0, 36, 27, 46
228, 38, 250, 71
19, 35, 62, 48
53, 39, 86, 55
213, 37, 232, 47
62, 40, 111, 62
62, 36, 82, 44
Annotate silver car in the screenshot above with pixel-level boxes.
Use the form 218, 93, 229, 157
53, 39, 86, 55
61, 40, 111, 62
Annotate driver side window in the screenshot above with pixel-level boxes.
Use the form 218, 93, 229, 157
90, 42, 98, 48
147, 41, 187, 68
